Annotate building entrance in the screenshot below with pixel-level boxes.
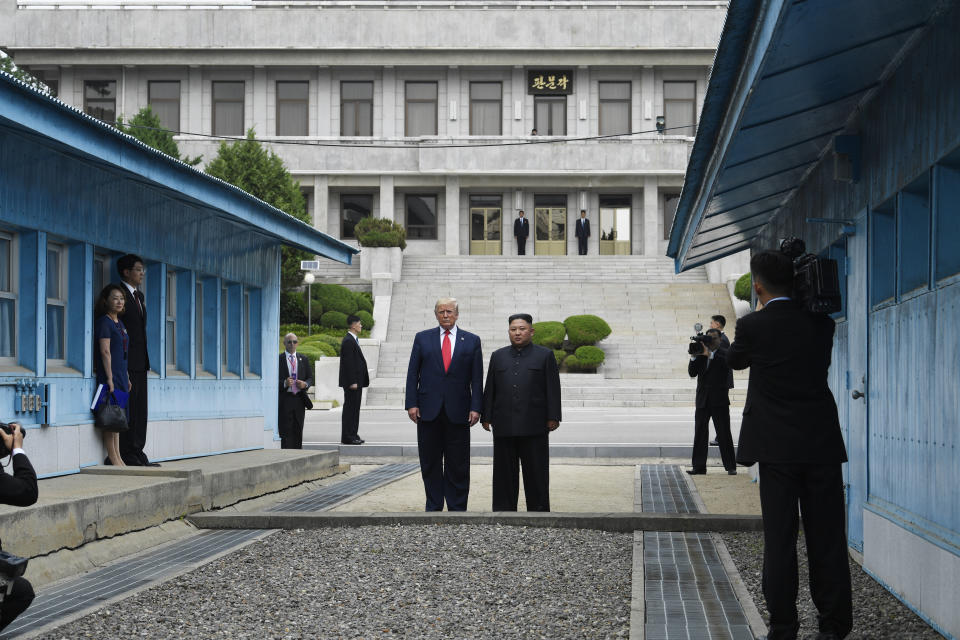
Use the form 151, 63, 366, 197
599, 195, 632, 255
469, 205, 502, 255
534, 194, 567, 255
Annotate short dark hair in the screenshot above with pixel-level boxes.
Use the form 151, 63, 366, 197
750, 250, 794, 296
94, 284, 127, 317
711, 314, 726, 328
508, 313, 533, 326
346, 314, 361, 326
117, 253, 144, 274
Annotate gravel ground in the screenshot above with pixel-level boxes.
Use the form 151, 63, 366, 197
37, 526, 632, 639
722, 532, 944, 639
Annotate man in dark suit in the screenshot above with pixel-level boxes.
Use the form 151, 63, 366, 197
279, 333, 314, 449
482, 314, 561, 511
687, 328, 736, 475
708, 313, 734, 446
0, 422, 38, 631
575, 209, 591, 255
405, 298, 483, 511
116, 254, 159, 466
514, 210, 529, 255
727, 250, 851, 640
339, 315, 369, 445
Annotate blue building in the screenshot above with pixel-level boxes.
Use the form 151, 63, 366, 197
0, 71, 356, 477
669, 1, 960, 636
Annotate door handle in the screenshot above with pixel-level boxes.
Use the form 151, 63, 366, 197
851, 390, 864, 400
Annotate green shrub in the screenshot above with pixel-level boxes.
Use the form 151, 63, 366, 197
279, 290, 307, 325
321, 310, 348, 329
734, 272, 752, 301
531, 321, 566, 349
297, 295, 323, 322
564, 315, 612, 348
356, 309, 375, 329
280, 324, 370, 341
355, 217, 407, 250
315, 334, 343, 356
355, 291, 374, 313
565, 346, 605, 372
552, 349, 568, 366
292, 345, 322, 377
314, 283, 358, 315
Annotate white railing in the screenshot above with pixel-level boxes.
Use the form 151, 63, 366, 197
19, 0, 727, 10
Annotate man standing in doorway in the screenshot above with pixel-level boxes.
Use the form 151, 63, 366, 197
575, 209, 591, 255
115, 254, 159, 466
279, 333, 313, 449
405, 298, 483, 511
727, 250, 851, 640
514, 210, 529, 255
339, 315, 368, 445
482, 314, 561, 511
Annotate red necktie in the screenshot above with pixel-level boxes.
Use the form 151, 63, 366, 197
442, 331, 452, 373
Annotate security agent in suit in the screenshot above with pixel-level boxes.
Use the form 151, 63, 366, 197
513, 210, 530, 255
482, 314, 561, 512
575, 209, 591, 255
279, 333, 314, 449
707, 314, 734, 446
405, 298, 483, 511
339, 315, 369, 445
0, 423, 38, 631
727, 250, 851, 640
686, 328, 737, 475
115, 254, 159, 467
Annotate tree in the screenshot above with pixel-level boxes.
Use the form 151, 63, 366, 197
0, 52, 52, 94
118, 106, 201, 165
205, 130, 311, 289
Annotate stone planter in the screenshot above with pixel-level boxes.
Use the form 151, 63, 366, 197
359, 246, 403, 282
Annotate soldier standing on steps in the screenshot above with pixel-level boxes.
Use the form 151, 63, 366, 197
514, 210, 529, 255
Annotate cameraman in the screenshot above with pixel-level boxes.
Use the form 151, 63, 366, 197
686, 329, 737, 475
727, 251, 851, 640
0, 422, 38, 631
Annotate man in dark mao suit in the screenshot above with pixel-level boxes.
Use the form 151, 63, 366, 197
482, 314, 561, 512
405, 298, 483, 511
279, 333, 313, 449
686, 328, 736, 475
727, 250, 851, 640
575, 209, 591, 255
514, 210, 530, 255
115, 254, 159, 466
339, 315, 369, 445
0, 423, 38, 631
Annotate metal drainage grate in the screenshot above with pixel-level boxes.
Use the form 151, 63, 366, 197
266, 462, 420, 512
640, 464, 699, 514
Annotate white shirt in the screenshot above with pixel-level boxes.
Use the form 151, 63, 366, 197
12, 448, 25, 457
439, 325, 458, 359
122, 280, 143, 313
349, 330, 360, 344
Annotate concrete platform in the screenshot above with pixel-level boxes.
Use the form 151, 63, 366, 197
0, 449, 342, 560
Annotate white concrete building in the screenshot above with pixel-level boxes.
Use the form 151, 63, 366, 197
1, 0, 727, 258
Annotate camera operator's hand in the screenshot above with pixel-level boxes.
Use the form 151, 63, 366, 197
1, 422, 24, 453
701, 343, 710, 357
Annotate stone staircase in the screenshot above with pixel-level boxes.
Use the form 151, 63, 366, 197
366, 255, 746, 408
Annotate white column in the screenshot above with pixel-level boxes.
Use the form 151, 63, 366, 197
188, 67, 202, 135
379, 175, 395, 222
641, 66, 655, 138
253, 66, 267, 135
643, 176, 660, 256
576, 66, 590, 137
445, 177, 460, 255
382, 67, 396, 137
313, 175, 329, 234
512, 67, 525, 136
316, 67, 331, 136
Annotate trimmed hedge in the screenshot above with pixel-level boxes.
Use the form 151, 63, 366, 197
734, 272, 752, 301
279, 290, 307, 325
299, 334, 342, 356
565, 345, 606, 372
298, 296, 323, 322
279, 324, 370, 340
356, 309, 375, 329
315, 283, 358, 315
355, 217, 407, 250
292, 345, 322, 377
531, 321, 566, 349
321, 310, 349, 329
355, 291, 373, 313
552, 349, 568, 366
564, 315, 611, 348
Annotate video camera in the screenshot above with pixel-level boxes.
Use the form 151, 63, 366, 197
779, 238, 842, 315
0, 423, 26, 458
688, 323, 714, 355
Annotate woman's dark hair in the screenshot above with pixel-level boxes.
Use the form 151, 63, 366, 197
95, 284, 127, 317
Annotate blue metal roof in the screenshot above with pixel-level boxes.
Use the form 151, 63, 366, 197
668, 0, 943, 272
0, 70, 358, 264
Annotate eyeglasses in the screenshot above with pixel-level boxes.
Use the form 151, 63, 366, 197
285, 340, 298, 344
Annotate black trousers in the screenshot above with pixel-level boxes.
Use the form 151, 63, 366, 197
0, 577, 34, 631
417, 409, 470, 511
577, 236, 588, 255
516, 237, 527, 255
278, 392, 305, 449
119, 369, 149, 465
341, 387, 362, 442
692, 405, 736, 471
758, 462, 852, 640
493, 434, 550, 512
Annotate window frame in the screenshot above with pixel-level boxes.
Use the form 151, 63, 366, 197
165, 270, 177, 374
663, 80, 697, 137
598, 81, 632, 136
148, 80, 181, 133
404, 81, 438, 137
83, 80, 117, 123
45, 241, 67, 365
212, 81, 246, 137
469, 81, 502, 136
276, 80, 309, 137
340, 193, 374, 239
404, 193, 439, 240
534, 95, 567, 136
0, 230, 17, 364
340, 81, 374, 137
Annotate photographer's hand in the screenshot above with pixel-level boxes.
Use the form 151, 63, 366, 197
0, 423, 23, 453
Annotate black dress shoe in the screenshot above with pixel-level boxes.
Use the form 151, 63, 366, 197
341, 438, 364, 445
709, 439, 719, 446
686, 469, 706, 475
727, 469, 737, 475
145, 461, 161, 467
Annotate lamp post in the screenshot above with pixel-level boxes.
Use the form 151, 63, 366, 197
303, 272, 315, 335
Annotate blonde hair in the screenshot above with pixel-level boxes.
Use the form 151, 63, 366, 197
434, 297, 459, 312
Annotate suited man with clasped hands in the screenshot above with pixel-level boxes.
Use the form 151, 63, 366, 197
727, 250, 851, 640
514, 210, 530, 255
575, 209, 591, 255
405, 298, 483, 511
339, 315, 369, 445
278, 333, 314, 449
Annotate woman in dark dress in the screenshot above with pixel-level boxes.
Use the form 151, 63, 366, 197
94, 284, 131, 467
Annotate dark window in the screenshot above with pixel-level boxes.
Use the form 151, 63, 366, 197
32, 69, 59, 97
934, 156, 960, 281
149, 81, 181, 133
870, 198, 896, 307
276, 81, 309, 136
84, 80, 117, 123
663, 194, 680, 240
534, 96, 566, 135
0, 232, 14, 359
826, 240, 848, 321
405, 82, 438, 136
405, 194, 438, 239
212, 81, 245, 136
341, 194, 373, 239
598, 81, 631, 136
341, 81, 373, 136
898, 172, 931, 296
663, 81, 696, 136
469, 82, 502, 135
